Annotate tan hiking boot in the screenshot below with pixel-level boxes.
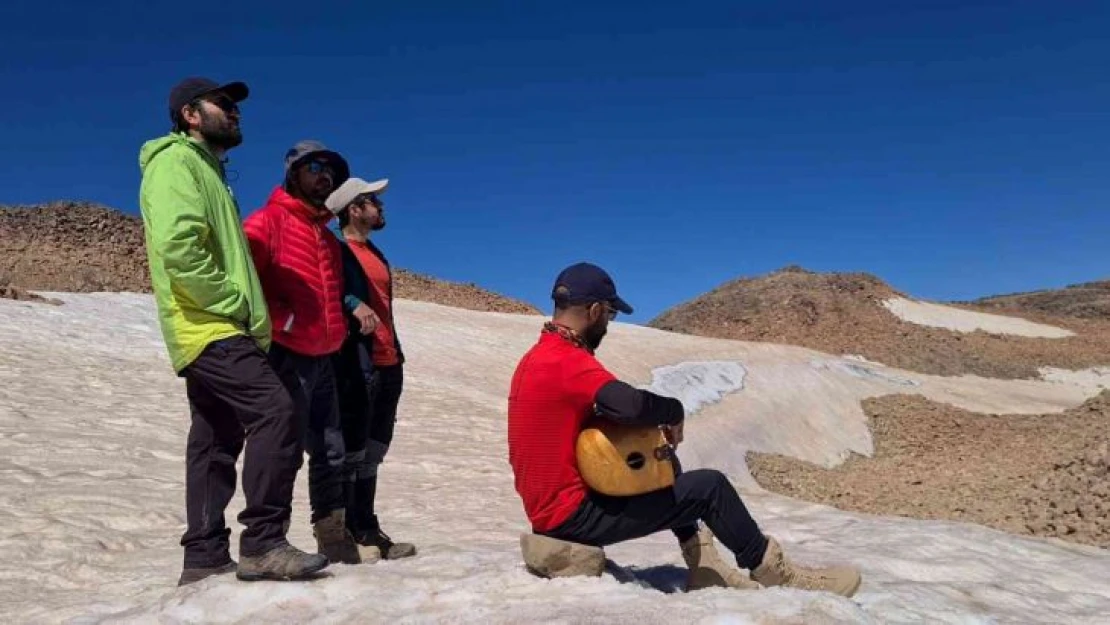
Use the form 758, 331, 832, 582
236, 543, 329, 581
750, 536, 861, 597
353, 526, 417, 560
313, 509, 362, 565
680, 527, 762, 591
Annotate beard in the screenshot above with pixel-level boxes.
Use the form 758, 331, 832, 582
305, 186, 332, 207
371, 214, 386, 231
301, 177, 334, 208
583, 321, 607, 352
197, 107, 242, 150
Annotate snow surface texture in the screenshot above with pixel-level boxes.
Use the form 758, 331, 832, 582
2, 294, 1110, 624
881, 297, 1076, 338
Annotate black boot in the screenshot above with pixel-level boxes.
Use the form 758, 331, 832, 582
349, 474, 417, 560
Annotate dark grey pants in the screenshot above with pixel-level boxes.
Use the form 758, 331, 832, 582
180, 336, 302, 567
268, 343, 346, 524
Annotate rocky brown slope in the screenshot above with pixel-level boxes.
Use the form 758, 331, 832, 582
0, 201, 150, 292
749, 392, 1110, 550
648, 266, 1110, 379
0, 202, 540, 314
967, 280, 1110, 320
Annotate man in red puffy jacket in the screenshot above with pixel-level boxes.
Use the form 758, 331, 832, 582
243, 140, 365, 565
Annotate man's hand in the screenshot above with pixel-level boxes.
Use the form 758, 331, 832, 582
353, 303, 380, 335
663, 421, 684, 447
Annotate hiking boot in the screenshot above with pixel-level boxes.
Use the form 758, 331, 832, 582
236, 542, 330, 581
313, 509, 362, 565
680, 528, 761, 591
177, 561, 236, 586
750, 536, 861, 597
352, 525, 417, 560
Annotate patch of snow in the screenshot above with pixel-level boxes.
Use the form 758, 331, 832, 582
881, 297, 1075, 338
1038, 366, 1110, 392
642, 361, 747, 414
810, 358, 921, 387
3, 294, 1110, 623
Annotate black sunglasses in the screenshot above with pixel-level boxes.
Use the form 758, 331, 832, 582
593, 301, 618, 320
356, 193, 383, 208
196, 95, 239, 114
304, 161, 335, 176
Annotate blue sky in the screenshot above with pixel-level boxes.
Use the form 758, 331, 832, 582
2, 1, 1107, 322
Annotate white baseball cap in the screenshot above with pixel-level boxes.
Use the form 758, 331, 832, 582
325, 177, 389, 214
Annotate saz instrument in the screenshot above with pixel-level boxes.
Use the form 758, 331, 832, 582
575, 418, 678, 496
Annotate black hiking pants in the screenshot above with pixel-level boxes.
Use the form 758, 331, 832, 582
268, 343, 346, 524
335, 338, 403, 481
180, 335, 302, 567
543, 466, 769, 570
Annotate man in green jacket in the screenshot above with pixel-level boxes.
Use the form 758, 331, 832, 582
138, 77, 327, 585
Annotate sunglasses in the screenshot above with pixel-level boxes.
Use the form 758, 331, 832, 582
593, 301, 618, 321
356, 194, 383, 208
304, 161, 335, 177
196, 95, 239, 114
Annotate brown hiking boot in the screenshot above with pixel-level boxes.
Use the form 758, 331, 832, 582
680, 528, 762, 591
177, 561, 236, 586
313, 509, 362, 565
750, 536, 861, 597
236, 542, 330, 581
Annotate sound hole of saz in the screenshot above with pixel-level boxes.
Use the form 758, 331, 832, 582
625, 452, 646, 470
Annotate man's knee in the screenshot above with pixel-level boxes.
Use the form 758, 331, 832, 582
676, 468, 730, 499
246, 383, 299, 448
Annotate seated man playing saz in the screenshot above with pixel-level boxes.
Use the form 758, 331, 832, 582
506, 262, 861, 596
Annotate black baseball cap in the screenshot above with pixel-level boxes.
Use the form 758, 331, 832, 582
551, 262, 633, 314
168, 77, 249, 120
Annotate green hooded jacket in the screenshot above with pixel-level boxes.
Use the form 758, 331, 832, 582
138, 132, 271, 372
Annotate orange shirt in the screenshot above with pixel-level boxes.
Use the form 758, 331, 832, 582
346, 239, 400, 366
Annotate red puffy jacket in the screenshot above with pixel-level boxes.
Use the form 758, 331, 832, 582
244, 187, 347, 357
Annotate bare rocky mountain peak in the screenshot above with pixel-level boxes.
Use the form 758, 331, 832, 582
967, 280, 1110, 319
0, 201, 541, 314
649, 265, 1110, 379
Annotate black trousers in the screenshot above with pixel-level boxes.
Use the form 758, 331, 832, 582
268, 343, 346, 524
543, 468, 769, 570
180, 336, 302, 567
335, 338, 403, 480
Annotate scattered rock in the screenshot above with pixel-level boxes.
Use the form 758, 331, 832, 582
0, 284, 63, 305
520, 533, 605, 578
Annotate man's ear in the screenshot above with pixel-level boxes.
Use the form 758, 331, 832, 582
180, 102, 201, 128
586, 301, 602, 322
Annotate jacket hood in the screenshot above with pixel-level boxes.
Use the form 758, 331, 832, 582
138, 132, 219, 173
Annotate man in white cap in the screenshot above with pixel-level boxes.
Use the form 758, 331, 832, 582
326, 177, 417, 560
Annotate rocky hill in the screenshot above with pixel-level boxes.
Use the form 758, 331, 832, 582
0, 202, 541, 315
967, 280, 1110, 319
750, 390, 1110, 550
648, 265, 1110, 379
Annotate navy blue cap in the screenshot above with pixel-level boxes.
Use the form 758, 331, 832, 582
168, 77, 248, 120
551, 262, 633, 314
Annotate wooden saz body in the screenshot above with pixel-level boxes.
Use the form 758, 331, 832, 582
575, 419, 676, 496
